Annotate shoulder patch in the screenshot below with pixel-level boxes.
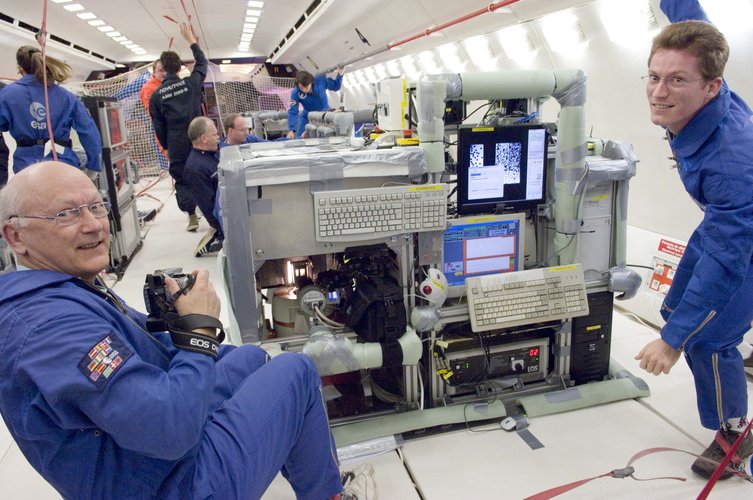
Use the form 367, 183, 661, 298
78, 333, 134, 389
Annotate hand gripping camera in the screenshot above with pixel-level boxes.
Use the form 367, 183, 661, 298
143, 268, 225, 358
143, 268, 195, 329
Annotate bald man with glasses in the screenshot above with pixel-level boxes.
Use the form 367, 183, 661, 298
0, 161, 344, 499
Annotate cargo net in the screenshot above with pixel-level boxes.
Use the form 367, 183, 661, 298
82, 64, 168, 178
212, 74, 294, 117
79, 68, 295, 176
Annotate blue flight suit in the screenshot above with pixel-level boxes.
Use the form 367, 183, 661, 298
0, 270, 342, 499
185, 147, 223, 236
0, 75, 102, 172
658, 0, 753, 429
287, 74, 343, 138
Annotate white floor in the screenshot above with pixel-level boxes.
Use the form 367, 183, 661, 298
1, 177, 752, 499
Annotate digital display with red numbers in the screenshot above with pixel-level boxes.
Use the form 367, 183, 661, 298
529, 347, 540, 357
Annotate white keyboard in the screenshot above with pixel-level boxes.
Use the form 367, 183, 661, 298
313, 184, 448, 242
466, 264, 590, 332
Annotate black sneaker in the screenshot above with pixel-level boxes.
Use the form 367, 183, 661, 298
194, 229, 221, 257
691, 428, 753, 479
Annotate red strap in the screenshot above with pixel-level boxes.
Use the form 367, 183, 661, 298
697, 418, 753, 499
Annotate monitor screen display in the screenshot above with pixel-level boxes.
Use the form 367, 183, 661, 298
442, 213, 525, 296
456, 124, 548, 215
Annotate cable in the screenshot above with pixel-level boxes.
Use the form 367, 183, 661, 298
313, 304, 345, 328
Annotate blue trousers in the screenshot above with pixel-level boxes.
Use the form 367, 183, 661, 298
682, 273, 753, 430
191, 346, 342, 499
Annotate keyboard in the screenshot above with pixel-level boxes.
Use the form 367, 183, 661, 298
313, 184, 448, 242
466, 264, 590, 332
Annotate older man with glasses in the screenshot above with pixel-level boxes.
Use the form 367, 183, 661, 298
0, 161, 344, 500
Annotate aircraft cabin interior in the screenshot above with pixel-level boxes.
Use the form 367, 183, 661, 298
1, 0, 753, 498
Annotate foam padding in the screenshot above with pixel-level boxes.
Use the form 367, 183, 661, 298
515, 377, 650, 418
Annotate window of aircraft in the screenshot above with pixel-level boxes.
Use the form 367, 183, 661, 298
463, 35, 496, 71
418, 50, 441, 74
541, 11, 588, 56
439, 43, 466, 72
599, 1, 657, 48
497, 26, 537, 65
700, 0, 753, 34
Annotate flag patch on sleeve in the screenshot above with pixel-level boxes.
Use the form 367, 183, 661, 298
78, 333, 133, 389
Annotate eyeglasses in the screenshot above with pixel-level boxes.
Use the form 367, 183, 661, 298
642, 74, 706, 89
10, 201, 111, 226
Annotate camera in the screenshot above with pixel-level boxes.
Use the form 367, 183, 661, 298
143, 268, 195, 321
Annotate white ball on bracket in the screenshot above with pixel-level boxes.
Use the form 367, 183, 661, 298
419, 268, 449, 307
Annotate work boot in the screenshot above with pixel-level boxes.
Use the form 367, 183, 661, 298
691, 428, 753, 480
187, 213, 199, 232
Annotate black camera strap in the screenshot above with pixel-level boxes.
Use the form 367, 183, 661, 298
168, 328, 221, 359
173, 314, 226, 343
168, 314, 225, 359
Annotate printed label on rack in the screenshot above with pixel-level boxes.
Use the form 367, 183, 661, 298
408, 185, 444, 192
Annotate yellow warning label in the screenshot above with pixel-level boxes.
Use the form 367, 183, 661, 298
548, 265, 577, 272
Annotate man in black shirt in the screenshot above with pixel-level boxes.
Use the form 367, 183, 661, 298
149, 23, 206, 232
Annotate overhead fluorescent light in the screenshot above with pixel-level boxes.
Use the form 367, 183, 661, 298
63, 4, 85, 12
106, 31, 122, 37
246, 9, 262, 16
113, 36, 128, 42
98, 26, 114, 32
241, 34, 252, 40
248, 1, 264, 7
243, 28, 255, 33
124, 43, 138, 48
119, 40, 132, 45
52, 0, 73, 3
244, 23, 257, 29
77, 12, 96, 20
88, 20, 105, 26
245, 16, 259, 23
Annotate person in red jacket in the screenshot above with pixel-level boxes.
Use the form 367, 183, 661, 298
139, 61, 168, 170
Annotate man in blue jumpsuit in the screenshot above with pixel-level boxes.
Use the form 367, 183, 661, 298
185, 117, 223, 257
286, 68, 344, 139
0, 162, 343, 499
635, 0, 753, 479
149, 23, 205, 232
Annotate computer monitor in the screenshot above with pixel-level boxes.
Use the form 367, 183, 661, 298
442, 213, 526, 297
456, 124, 548, 215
